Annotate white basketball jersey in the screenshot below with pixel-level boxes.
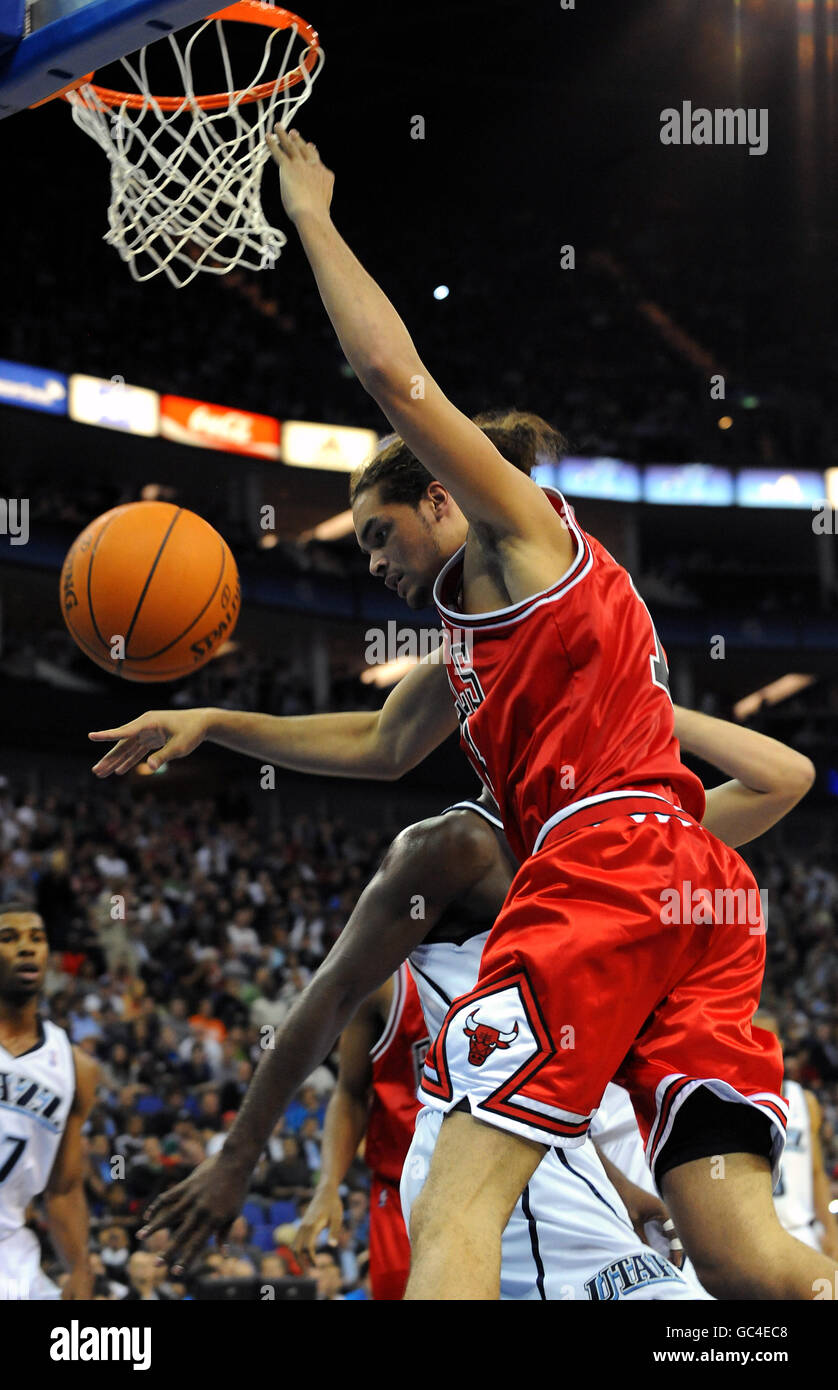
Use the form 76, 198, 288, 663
773, 1079, 816, 1237
0, 1020, 76, 1240
404, 801, 707, 1300
591, 1083, 655, 1192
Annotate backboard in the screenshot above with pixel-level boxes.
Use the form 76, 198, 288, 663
0, 0, 223, 115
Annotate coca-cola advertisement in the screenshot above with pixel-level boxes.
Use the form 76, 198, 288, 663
160, 394, 281, 458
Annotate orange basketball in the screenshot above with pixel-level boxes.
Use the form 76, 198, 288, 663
60, 501, 241, 682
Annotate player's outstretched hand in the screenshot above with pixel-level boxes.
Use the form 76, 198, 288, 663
266, 124, 334, 224
294, 1184, 344, 1260
88, 708, 214, 777
138, 1154, 250, 1276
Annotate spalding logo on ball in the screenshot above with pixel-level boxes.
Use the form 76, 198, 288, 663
60, 501, 241, 681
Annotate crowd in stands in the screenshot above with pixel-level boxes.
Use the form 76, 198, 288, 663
1, 777, 389, 1297
1, 770, 837, 1298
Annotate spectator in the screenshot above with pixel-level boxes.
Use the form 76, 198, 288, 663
249, 968, 289, 1033
206, 1110, 239, 1157
284, 1085, 327, 1135
272, 1224, 304, 1277
179, 1042, 213, 1088
313, 1249, 345, 1301
258, 1135, 312, 1200
299, 1115, 322, 1177
123, 1251, 170, 1301
343, 1251, 372, 1301
98, 1226, 131, 1286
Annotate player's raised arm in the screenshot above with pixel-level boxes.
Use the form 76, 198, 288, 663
89, 651, 457, 780
266, 127, 573, 560
138, 813, 495, 1273
674, 705, 816, 848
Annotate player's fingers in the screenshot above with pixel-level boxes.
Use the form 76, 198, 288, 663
90, 739, 130, 775
662, 1217, 685, 1268
163, 1207, 206, 1268
89, 714, 162, 741
295, 1215, 322, 1258
112, 747, 152, 776
138, 1187, 185, 1238
93, 733, 159, 777
216, 1218, 235, 1248
169, 1211, 215, 1275
270, 122, 295, 156
88, 725, 136, 742
146, 735, 191, 771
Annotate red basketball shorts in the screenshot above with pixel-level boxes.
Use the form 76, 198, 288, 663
420, 791, 786, 1185
369, 1175, 411, 1300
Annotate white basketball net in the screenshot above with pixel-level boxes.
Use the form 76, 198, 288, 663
65, 6, 324, 288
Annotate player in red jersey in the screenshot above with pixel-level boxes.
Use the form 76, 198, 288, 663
295, 966, 429, 1300
91, 131, 838, 1301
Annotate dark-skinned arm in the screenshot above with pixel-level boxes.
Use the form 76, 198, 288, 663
295, 985, 388, 1260
139, 813, 496, 1272
44, 1049, 99, 1300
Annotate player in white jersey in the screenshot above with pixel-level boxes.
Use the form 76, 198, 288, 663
755, 1013, 838, 1258
0, 903, 99, 1300
141, 706, 816, 1288
401, 798, 703, 1300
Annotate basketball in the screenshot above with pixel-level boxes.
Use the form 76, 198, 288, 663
59, 501, 241, 682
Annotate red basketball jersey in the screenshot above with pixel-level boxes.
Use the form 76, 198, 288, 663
433, 488, 706, 863
365, 965, 430, 1185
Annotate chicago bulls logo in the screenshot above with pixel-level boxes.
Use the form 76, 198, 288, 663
463, 1009, 519, 1067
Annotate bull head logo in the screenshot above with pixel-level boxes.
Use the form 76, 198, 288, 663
462, 1009, 519, 1066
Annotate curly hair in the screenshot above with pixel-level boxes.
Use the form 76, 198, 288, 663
349, 409, 568, 507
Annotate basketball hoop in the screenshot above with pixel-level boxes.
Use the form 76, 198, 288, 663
63, 3, 323, 287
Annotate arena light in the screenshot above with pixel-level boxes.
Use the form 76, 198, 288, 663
282, 420, 379, 472
69, 373, 159, 436
717, 415, 733, 430
360, 656, 418, 688
737, 470, 826, 509
433, 285, 450, 300
733, 673, 816, 722
259, 532, 279, 549
298, 510, 356, 543
826, 468, 838, 507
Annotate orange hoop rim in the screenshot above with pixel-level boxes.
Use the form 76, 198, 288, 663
62, 2, 320, 112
